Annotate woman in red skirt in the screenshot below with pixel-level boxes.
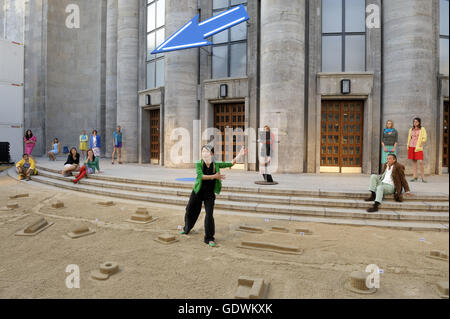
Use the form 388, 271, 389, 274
407, 118, 427, 183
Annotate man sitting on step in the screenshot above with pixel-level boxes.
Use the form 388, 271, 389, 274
365, 153, 412, 212
16, 153, 37, 181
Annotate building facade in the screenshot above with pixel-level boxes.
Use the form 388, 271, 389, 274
1, 0, 449, 174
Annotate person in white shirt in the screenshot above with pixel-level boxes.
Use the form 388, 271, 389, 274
365, 154, 412, 212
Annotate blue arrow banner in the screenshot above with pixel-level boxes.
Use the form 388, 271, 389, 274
152, 4, 249, 54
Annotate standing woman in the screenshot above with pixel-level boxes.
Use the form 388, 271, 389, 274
407, 117, 427, 183
90, 130, 101, 158
112, 125, 123, 164
259, 125, 275, 182
72, 149, 100, 183
381, 120, 398, 165
79, 130, 89, 161
62, 147, 80, 177
24, 130, 37, 156
180, 145, 247, 247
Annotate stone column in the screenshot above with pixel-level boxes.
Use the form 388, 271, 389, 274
23, 0, 46, 156
105, 0, 118, 157
117, 0, 139, 162
163, 0, 198, 168
260, 0, 305, 173
383, 0, 438, 175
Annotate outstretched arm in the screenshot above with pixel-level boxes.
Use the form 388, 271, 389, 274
231, 147, 248, 166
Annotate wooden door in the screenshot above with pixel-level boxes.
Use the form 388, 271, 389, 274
443, 101, 449, 168
214, 103, 245, 162
150, 109, 160, 164
320, 100, 364, 173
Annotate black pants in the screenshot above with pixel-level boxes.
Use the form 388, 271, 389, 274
183, 190, 215, 243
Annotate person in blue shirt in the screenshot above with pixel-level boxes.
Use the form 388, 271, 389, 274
112, 125, 123, 164
89, 130, 101, 158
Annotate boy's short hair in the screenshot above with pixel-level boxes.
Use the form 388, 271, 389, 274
387, 153, 397, 160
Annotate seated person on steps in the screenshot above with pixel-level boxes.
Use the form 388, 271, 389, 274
16, 154, 37, 180
364, 153, 413, 212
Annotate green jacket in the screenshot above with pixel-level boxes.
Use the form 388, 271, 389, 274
84, 157, 100, 173
193, 160, 233, 195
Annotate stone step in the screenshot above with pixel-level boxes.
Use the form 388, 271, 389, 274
26, 174, 449, 224
35, 169, 449, 213
35, 164, 449, 202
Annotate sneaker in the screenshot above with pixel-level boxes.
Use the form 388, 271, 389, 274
208, 241, 216, 247
418, 178, 427, 183
179, 231, 186, 235
410, 178, 418, 182
18, 175, 23, 180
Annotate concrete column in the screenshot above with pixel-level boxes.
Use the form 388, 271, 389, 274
164, 0, 198, 168
117, 0, 139, 162
260, 0, 305, 173
383, 0, 438, 175
105, 0, 118, 157
23, 0, 46, 156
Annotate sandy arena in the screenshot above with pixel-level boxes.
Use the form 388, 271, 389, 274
0, 174, 448, 299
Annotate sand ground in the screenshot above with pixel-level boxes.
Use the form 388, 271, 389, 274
0, 174, 448, 299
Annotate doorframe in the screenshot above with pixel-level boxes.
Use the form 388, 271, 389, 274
143, 106, 162, 165
205, 99, 248, 170
317, 96, 371, 174
441, 98, 449, 174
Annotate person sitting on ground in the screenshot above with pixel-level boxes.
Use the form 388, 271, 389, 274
62, 147, 80, 177
16, 154, 37, 180
47, 138, 60, 161
72, 149, 101, 184
364, 154, 413, 212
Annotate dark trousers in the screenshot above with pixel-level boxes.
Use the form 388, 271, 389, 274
183, 190, 215, 243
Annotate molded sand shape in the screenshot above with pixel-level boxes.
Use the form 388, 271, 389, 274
15, 218, 54, 236
97, 201, 114, 206
426, 250, 449, 262
51, 201, 64, 209
7, 202, 19, 209
235, 276, 270, 299
9, 193, 29, 199
270, 226, 289, 233
236, 225, 263, 233
435, 281, 449, 299
296, 228, 313, 235
238, 241, 303, 255
126, 208, 158, 224
154, 234, 179, 245
91, 262, 119, 280
67, 226, 96, 239
344, 271, 377, 294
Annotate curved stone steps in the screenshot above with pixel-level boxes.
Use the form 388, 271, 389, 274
24, 174, 449, 225
34, 169, 449, 213
35, 165, 449, 202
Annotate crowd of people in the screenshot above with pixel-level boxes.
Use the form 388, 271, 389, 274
18, 126, 123, 183
16, 118, 430, 245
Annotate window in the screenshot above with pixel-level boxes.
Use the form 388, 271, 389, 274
146, 0, 165, 89
321, 0, 366, 72
440, 0, 449, 76
212, 0, 247, 79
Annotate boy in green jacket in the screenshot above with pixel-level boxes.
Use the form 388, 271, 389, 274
180, 145, 247, 247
